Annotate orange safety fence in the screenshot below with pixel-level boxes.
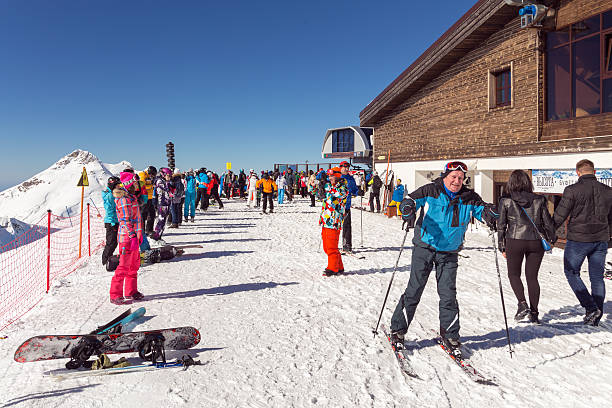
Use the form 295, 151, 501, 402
0, 204, 106, 332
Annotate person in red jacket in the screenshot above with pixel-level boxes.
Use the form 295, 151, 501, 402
111, 172, 144, 305
209, 172, 224, 209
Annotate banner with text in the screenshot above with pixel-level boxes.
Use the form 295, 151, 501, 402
532, 169, 612, 194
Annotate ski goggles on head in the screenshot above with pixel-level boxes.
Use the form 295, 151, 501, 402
444, 161, 468, 173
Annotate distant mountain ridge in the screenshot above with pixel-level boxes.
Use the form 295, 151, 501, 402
0, 150, 131, 225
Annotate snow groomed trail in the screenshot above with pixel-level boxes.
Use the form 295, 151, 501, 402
0, 198, 611, 408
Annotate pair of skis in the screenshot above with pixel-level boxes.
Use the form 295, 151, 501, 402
380, 325, 494, 385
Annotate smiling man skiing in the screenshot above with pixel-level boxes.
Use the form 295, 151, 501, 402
389, 161, 497, 358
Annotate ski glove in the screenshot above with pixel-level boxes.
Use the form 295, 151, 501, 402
129, 236, 140, 252
482, 203, 498, 232
399, 198, 416, 227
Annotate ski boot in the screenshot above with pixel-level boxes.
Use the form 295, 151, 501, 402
191, 216, 195, 222
184, 217, 189, 223
514, 301, 530, 321
390, 331, 406, 351
442, 337, 462, 359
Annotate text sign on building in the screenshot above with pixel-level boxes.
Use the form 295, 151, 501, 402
532, 169, 612, 194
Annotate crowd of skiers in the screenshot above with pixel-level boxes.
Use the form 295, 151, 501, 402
99, 158, 610, 359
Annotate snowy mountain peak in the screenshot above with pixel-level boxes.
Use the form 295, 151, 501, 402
52, 149, 99, 170
0, 151, 131, 224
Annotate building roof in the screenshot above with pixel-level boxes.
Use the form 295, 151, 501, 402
359, 0, 517, 127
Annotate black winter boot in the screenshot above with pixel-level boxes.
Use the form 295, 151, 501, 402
528, 311, 541, 324
514, 301, 530, 321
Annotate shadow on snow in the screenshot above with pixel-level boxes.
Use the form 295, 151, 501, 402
145, 281, 299, 301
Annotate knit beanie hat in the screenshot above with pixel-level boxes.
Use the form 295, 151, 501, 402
119, 172, 135, 189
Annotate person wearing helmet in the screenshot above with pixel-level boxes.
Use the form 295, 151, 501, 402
111, 171, 144, 304
320, 167, 349, 276
138, 166, 157, 235
183, 168, 197, 222
151, 167, 174, 240
102, 176, 121, 267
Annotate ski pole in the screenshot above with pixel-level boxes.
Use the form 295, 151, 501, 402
372, 226, 410, 337
490, 230, 514, 358
360, 196, 363, 248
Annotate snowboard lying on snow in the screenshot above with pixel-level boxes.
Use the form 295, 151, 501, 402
14, 327, 201, 363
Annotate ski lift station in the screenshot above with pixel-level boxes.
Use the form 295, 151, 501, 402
320, 126, 374, 168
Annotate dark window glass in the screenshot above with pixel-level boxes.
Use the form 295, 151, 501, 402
606, 33, 612, 74
547, 29, 570, 48
603, 10, 612, 30
572, 16, 600, 40
495, 70, 511, 107
603, 79, 612, 112
332, 129, 354, 152
573, 36, 601, 117
547, 45, 571, 120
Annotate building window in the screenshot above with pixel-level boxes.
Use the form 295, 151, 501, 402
495, 70, 512, 107
546, 11, 612, 120
331, 129, 354, 153
488, 63, 513, 110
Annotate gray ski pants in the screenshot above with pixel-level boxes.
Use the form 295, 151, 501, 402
390, 245, 460, 339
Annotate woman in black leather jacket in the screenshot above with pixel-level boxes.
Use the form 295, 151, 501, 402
498, 170, 557, 324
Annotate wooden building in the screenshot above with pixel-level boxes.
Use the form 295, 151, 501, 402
360, 0, 612, 206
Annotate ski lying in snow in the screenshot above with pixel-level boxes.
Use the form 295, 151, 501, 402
430, 330, 495, 385
48, 356, 202, 381
339, 250, 365, 259
14, 327, 200, 363
91, 309, 132, 334
380, 324, 419, 379
94, 307, 146, 335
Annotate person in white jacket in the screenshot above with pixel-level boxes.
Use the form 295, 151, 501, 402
246, 169, 259, 208
277, 173, 287, 205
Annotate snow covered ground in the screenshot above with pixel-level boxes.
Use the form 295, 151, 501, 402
0, 198, 611, 408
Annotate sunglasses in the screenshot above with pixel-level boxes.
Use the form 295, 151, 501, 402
445, 161, 468, 173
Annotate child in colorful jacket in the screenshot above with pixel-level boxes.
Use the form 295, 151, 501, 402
152, 167, 173, 240
111, 172, 144, 304
319, 167, 349, 276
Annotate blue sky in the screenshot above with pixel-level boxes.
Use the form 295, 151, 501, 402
0, 0, 476, 190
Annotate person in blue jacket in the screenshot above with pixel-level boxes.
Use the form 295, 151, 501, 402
184, 169, 197, 222
195, 168, 210, 211
339, 161, 359, 252
102, 176, 121, 267
388, 179, 405, 217
389, 161, 497, 359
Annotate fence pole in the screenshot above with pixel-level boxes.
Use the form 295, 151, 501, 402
47, 210, 51, 293
87, 203, 91, 257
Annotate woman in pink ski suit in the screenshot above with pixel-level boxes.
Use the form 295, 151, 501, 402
110, 172, 144, 304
